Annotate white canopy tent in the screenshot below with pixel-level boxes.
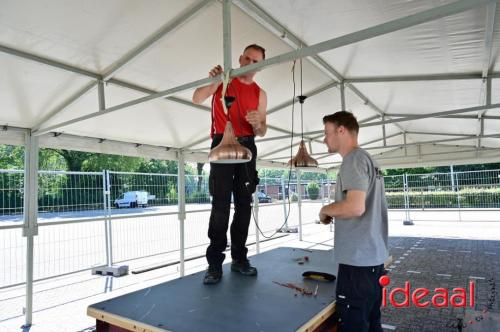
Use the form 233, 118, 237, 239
1, 0, 500, 170
3, 1, 500, 327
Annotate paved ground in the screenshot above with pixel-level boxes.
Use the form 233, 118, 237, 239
0, 212, 499, 332
382, 236, 499, 331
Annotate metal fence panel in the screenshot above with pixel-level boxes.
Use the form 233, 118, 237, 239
109, 171, 178, 208
0, 228, 26, 288
0, 170, 24, 216
38, 171, 104, 216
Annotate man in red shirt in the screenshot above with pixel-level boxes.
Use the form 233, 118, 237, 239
192, 44, 268, 284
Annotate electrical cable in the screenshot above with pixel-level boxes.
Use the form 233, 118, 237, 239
230, 61, 298, 239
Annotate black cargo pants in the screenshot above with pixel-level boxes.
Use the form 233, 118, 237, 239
335, 263, 385, 332
206, 135, 258, 268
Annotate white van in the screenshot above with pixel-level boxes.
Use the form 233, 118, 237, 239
114, 191, 148, 208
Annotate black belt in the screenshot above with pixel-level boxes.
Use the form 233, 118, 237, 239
213, 134, 255, 143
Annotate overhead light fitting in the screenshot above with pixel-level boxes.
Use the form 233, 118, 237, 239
288, 58, 318, 168
208, 72, 252, 164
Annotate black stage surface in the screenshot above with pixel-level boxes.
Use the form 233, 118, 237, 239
88, 247, 338, 332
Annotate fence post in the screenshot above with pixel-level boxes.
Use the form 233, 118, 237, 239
105, 170, 114, 265
456, 172, 462, 222
177, 151, 186, 277
297, 169, 303, 240
403, 173, 414, 225
102, 171, 110, 266
281, 177, 288, 225
22, 131, 39, 328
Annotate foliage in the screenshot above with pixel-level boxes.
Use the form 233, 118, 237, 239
186, 190, 210, 204
166, 183, 178, 205
385, 187, 500, 209
307, 182, 320, 200
290, 192, 298, 202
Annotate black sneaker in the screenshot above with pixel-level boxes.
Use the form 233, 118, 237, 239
203, 266, 222, 285
231, 260, 258, 276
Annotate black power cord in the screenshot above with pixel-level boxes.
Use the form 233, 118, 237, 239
227, 60, 298, 239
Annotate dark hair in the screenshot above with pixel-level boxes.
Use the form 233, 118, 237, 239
244, 44, 266, 59
323, 111, 359, 134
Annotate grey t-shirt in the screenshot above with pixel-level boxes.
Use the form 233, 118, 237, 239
333, 148, 389, 266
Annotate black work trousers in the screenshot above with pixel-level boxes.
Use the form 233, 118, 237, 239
335, 263, 385, 332
206, 135, 258, 268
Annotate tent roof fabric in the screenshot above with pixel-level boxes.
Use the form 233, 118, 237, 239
1, 0, 500, 170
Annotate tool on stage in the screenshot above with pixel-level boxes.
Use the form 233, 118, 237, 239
302, 271, 336, 282
273, 281, 313, 295
293, 255, 310, 264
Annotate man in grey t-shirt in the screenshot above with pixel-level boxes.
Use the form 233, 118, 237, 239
319, 111, 388, 332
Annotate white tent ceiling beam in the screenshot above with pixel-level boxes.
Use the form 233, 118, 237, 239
97, 81, 105, 111
233, 0, 344, 81
405, 131, 478, 137
33, 0, 490, 137
368, 147, 500, 162
223, 0, 232, 72
310, 133, 500, 157
33, 74, 221, 136
271, 133, 500, 163
477, 1, 497, 152
107, 78, 212, 112
30, 0, 213, 132
385, 113, 500, 120
302, 102, 500, 136
31, 82, 98, 132
344, 82, 406, 134
313, 132, 404, 162
360, 103, 500, 128
233, 0, 408, 134
267, 81, 337, 115
481, 1, 497, 79
259, 133, 324, 159
340, 83, 346, 111
344, 72, 500, 83
234, 0, 492, 135
260, 114, 381, 145
103, 0, 214, 81
258, 114, 395, 158
320, 147, 500, 168
0, 44, 101, 79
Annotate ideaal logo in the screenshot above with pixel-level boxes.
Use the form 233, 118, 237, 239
379, 275, 475, 308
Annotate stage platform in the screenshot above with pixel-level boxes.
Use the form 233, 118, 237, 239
88, 247, 338, 332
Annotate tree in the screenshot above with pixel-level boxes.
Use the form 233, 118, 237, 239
137, 159, 177, 174
54, 149, 93, 171
82, 153, 142, 172
0, 145, 24, 169
307, 182, 320, 200
196, 163, 204, 192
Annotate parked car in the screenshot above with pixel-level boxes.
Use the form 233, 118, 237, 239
114, 191, 148, 208
257, 191, 272, 203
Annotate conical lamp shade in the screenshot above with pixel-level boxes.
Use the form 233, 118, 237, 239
209, 122, 252, 163
287, 140, 318, 168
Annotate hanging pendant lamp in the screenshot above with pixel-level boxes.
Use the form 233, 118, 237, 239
287, 58, 319, 168
208, 74, 252, 164
288, 139, 318, 168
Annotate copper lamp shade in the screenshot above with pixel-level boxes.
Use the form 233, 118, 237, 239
209, 121, 252, 164
288, 140, 318, 168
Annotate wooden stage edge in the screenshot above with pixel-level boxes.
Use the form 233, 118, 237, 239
88, 306, 168, 332
88, 302, 337, 332
297, 302, 336, 332
87, 248, 393, 332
